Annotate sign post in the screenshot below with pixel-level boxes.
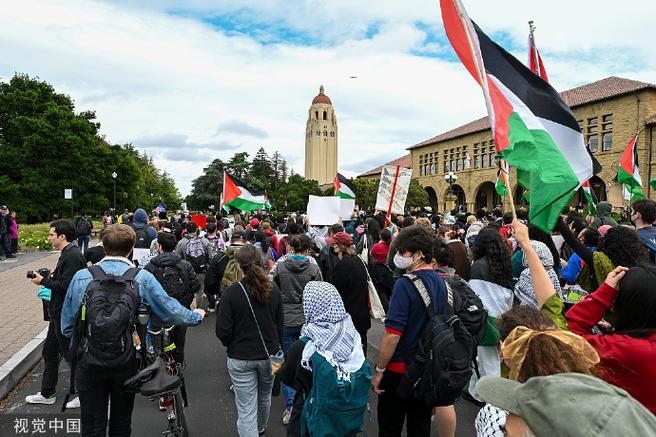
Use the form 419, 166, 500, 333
64, 189, 73, 218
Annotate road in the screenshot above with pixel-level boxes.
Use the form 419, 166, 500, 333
1, 315, 480, 436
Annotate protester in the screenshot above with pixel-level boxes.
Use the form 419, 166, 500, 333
465, 209, 486, 247
326, 231, 370, 351
216, 244, 283, 436
370, 228, 395, 311
205, 232, 247, 311
74, 212, 93, 254
175, 221, 217, 311
272, 234, 322, 424
561, 227, 599, 285
254, 230, 277, 272
513, 241, 561, 307
277, 222, 300, 257
355, 217, 381, 263
61, 224, 205, 435
26, 219, 86, 408
372, 225, 449, 437
279, 281, 370, 437
144, 231, 200, 364
317, 223, 343, 282
9, 210, 18, 255
0, 205, 14, 259
205, 222, 226, 251
590, 201, 619, 229
444, 225, 471, 281
631, 199, 656, 262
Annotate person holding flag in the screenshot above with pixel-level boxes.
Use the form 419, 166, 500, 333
617, 132, 645, 201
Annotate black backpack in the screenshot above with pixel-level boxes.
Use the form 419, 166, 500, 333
76, 265, 141, 368
76, 218, 90, 235
438, 272, 488, 344
133, 226, 151, 249
397, 274, 474, 407
153, 263, 188, 302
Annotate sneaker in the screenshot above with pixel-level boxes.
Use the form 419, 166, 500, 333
229, 384, 234, 393
25, 392, 56, 405
65, 397, 80, 409
281, 407, 292, 425
159, 397, 167, 411
6, 254, 16, 259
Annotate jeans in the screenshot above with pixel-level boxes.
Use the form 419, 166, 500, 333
77, 235, 90, 254
76, 362, 137, 437
227, 357, 274, 437
377, 370, 432, 437
281, 325, 302, 409
41, 318, 71, 398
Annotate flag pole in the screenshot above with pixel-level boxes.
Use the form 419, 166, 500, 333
528, 21, 540, 78
454, 0, 517, 219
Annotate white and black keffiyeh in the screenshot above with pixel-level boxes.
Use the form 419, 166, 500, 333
514, 240, 561, 307
475, 404, 508, 437
300, 281, 365, 381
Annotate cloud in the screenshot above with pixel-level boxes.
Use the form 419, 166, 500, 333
216, 120, 267, 138
2, 0, 655, 197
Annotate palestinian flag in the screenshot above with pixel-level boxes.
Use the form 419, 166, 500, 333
222, 172, 268, 212
334, 173, 356, 199
528, 23, 549, 82
650, 176, 656, 192
581, 180, 597, 215
440, 0, 595, 231
495, 161, 508, 197
617, 132, 645, 200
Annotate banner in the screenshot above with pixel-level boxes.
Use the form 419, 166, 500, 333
339, 198, 355, 221
307, 195, 341, 225
191, 214, 207, 230
375, 165, 412, 215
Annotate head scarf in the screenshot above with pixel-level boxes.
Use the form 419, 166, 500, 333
514, 241, 561, 307
500, 326, 600, 381
300, 281, 365, 381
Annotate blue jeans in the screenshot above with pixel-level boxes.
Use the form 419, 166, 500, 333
281, 325, 302, 409
77, 235, 90, 254
227, 357, 274, 437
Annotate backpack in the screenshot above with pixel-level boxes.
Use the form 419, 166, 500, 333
76, 265, 141, 368
153, 263, 188, 302
299, 337, 371, 437
185, 236, 208, 273
206, 235, 225, 251
438, 272, 488, 344
397, 274, 474, 407
220, 249, 243, 293
639, 236, 656, 264
76, 218, 90, 235
133, 226, 151, 249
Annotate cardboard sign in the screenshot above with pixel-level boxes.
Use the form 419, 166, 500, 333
307, 195, 341, 225
375, 166, 412, 215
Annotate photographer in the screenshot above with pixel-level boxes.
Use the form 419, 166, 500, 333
26, 219, 86, 407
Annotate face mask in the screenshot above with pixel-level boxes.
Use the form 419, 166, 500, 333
394, 253, 414, 270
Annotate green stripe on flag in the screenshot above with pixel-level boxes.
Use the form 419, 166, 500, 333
500, 112, 580, 232
224, 197, 266, 212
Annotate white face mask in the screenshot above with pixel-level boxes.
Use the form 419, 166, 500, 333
393, 253, 414, 270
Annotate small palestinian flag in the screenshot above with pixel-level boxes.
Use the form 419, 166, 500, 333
334, 173, 356, 199
222, 172, 268, 212
617, 133, 645, 200
528, 22, 549, 82
440, 0, 595, 231
495, 161, 508, 197
650, 176, 656, 192
581, 180, 597, 215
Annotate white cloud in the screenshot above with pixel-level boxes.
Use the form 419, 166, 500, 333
1, 0, 655, 197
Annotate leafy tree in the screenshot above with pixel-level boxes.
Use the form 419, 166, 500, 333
271, 174, 321, 212
279, 159, 288, 183
352, 177, 378, 211
405, 178, 430, 209
226, 152, 250, 179
185, 159, 224, 211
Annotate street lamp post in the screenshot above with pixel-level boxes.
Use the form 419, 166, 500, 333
444, 171, 458, 195
112, 172, 117, 213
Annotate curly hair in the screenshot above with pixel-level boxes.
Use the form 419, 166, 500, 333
395, 225, 434, 263
236, 244, 272, 304
472, 227, 514, 290
497, 306, 555, 341
598, 226, 648, 268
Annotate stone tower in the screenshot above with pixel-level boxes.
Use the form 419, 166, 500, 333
304, 85, 338, 186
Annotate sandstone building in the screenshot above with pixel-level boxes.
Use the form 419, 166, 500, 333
304, 85, 338, 186
360, 76, 656, 214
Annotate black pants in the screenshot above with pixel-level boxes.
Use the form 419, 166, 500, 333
151, 321, 187, 364
10, 238, 17, 253
377, 370, 432, 437
204, 284, 220, 310
41, 318, 71, 398
76, 362, 137, 437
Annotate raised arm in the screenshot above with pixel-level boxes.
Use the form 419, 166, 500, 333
512, 220, 555, 308
555, 217, 593, 266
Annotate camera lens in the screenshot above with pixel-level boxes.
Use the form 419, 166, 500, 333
26, 271, 35, 279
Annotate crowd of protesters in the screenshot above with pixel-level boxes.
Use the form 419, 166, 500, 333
16, 199, 656, 436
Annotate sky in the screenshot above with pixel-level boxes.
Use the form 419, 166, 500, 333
1, 0, 655, 196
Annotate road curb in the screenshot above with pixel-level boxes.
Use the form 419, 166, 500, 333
0, 327, 48, 401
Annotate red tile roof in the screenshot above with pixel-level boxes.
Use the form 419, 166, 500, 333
358, 154, 411, 177
408, 76, 656, 150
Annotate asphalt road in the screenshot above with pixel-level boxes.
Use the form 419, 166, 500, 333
1, 315, 480, 436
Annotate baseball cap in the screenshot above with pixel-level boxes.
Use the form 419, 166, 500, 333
325, 231, 352, 247
477, 373, 656, 436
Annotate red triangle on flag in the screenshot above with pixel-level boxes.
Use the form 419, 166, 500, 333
223, 173, 242, 204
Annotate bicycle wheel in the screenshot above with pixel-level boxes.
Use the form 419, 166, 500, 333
174, 391, 189, 437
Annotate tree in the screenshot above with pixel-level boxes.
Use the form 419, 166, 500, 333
279, 159, 288, 183
226, 152, 250, 179
271, 174, 321, 212
186, 158, 224, 211
405, 178, 430, 210
249, 147, 274, 190
352, 178, 378, 211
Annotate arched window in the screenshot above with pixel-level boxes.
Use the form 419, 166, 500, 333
323, 130, 328, 136
323, 111, 327, 120
315, 111, 319, 120
330, 132, 335, 137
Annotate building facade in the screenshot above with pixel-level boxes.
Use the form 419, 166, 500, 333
408, 76, 656, 213
304, 85, 338, 186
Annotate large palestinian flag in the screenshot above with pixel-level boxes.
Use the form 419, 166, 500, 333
222, 173, 268, 212
617, 132, 645, 200
440, 0, 595, 231
334, 173, 356, 200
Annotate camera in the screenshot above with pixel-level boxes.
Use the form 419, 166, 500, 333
27, 268, 50, 279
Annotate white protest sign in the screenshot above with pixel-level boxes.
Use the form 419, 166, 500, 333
64, 189, 73, 199
375, 165, 413, 215
339, 198, 355, 221
132, 248, 152, 268
307, 195, 341, 225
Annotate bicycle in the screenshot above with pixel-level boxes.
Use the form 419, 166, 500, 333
147, 324, 189, 408
123, 324, 189, 437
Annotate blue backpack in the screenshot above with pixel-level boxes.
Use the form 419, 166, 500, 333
300, 337, 372, 437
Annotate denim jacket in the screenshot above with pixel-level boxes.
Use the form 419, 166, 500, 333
61, 257, 202, 338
